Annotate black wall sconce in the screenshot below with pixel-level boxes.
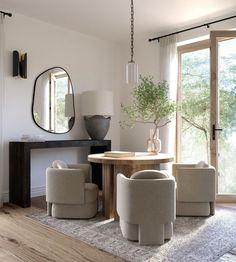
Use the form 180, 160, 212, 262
13, 50, 27, 79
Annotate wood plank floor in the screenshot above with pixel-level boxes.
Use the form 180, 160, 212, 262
0, 197, 124, 262
0, 198, 235, 262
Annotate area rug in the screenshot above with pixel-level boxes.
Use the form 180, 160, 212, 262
28, 206, 236, 262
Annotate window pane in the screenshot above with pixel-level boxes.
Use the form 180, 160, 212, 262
218, 38, 236, 194
55, 76, 69, 133
180, 48, 210, 163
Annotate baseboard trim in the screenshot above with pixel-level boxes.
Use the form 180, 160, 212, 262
31, 186, 46, 198
3, 186, 46, 203
3, 192, 9, 203
216, 194, 236, 203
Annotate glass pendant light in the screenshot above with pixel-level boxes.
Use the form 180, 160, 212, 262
126, 0, 138, 84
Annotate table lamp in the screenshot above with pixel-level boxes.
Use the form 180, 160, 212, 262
64, 93, 75, 130
81, 90, 114, 140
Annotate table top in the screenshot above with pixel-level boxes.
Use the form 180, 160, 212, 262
88, 152, 174, 165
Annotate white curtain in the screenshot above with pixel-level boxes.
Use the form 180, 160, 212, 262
159, 35, 177, 158
0, 14, 5, 206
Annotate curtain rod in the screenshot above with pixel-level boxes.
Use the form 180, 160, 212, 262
0, 11, 12, 17
148, 14, 236, 42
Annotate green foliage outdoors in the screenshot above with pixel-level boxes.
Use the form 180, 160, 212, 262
181, 44, 236, 194
181, 55, 211, 160
181, 49, 236, 162
121, 75, 176, 138
55, 77, 70, 132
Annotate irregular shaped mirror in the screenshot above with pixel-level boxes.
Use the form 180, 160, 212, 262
32, 67, 75, 133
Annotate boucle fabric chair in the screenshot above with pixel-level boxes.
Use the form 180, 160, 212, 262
117, 170, 176, 245
46, 161, 98, 219
172, 162, 216, 216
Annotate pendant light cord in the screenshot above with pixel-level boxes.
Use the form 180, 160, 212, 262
130, 0, 134, 62
126, 0, 138, 84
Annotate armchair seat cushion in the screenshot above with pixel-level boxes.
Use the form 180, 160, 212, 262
85, 183, 98, 203
52, 201, 98, 219
177, 202, 210, 216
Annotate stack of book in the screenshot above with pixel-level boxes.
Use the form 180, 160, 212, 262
104, 151, 135, 158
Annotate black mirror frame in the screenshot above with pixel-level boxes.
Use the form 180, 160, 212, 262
32, 66, 75, 134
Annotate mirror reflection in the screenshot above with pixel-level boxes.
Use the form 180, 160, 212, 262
32, 67, 75, 133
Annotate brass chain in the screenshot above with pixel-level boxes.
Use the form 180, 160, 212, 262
130, 0, 134, 62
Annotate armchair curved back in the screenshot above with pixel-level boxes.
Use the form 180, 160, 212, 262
172, 163, 216, 216
117, 173, 176, 224
172, 163, 216, 202
67, 163, 91, 182
46, 168, 86, 205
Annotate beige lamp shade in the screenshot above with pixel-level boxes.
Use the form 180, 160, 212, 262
81, 90, 114, 116
64, 94, 74, 117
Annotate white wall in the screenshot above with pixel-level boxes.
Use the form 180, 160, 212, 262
1, 13, 121, 201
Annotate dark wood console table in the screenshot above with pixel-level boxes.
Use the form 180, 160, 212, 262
9, 139, 111, 207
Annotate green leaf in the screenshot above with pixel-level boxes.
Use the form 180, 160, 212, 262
121, 75, 176, 129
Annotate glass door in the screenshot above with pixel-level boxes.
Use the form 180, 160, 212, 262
177, 40, 210, 164
210, 31, 236, 200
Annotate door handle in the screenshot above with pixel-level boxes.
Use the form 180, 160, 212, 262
212, 124, 223, 140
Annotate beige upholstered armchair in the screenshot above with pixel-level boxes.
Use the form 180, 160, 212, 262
172, 162, 216, 216
117, 170, 176, 245
46, 161, 98, 219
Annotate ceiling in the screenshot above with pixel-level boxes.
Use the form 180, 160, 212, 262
1, 0, 236, 43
